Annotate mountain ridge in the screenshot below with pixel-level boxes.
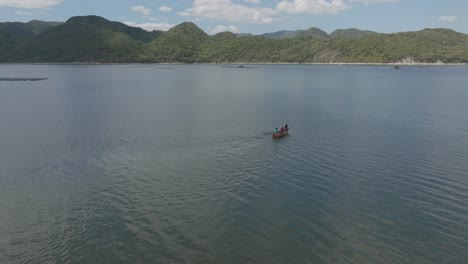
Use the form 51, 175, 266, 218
1, 15, 467, 63
0, 20, 62, 39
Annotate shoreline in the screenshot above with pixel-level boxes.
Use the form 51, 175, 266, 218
0, 62, 467, 66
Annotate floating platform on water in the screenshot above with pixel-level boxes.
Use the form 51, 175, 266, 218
0, 77, 48, 81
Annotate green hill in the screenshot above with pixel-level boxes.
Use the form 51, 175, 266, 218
1, 15, 468, 63
0, 20, 61, 39
262, 27, 329, 39
213, 32, 237, 40
297, 27, 330, 39
145, 22, 208, 63
330, 28, 377, 39
328, 28, 468, 63
0, 20, 62, 58
202, 28, 468, 63
1, 16, 162, 62
262, 30, 304, 39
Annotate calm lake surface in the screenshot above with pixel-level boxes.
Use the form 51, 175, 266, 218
1, 64, 468, 264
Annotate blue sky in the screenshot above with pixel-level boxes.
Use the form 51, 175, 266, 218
0, 0, 466, 35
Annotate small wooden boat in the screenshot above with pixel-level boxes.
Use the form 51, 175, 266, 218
272, 132, 287, 138
272, 128, 288, 138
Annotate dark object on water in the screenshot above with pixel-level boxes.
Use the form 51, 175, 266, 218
272, 131, 287, 138
221, 65, 256, 69
394, 65, 400, 69
272, 127, 289, 138
0, 77, 48, 81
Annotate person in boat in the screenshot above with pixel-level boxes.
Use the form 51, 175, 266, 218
285, 124, 288, 132
275, 128, 279, 133
280, 127, 285, 133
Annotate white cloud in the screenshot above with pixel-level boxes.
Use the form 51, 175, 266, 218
348, 0, 399, 4
16, 11, 32, 15
179, 0, 277, 24
131, 5, 151, 16
437, 16, 457, 23
180, 0, 357, 24
0, 0, 60, 8
124, 22, 175, 31
277, 0, 350, 14
211, 25, 240, 34
159, 5, 172, 12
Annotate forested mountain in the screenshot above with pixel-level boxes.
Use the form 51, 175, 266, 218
1, 16, 161, 62
330, 28, 377, 39
145, 22, 208, 63
261, 27, 329, 39
0, 20, 61, 39
1, 15, 467, 63
262, 27, 337, 39
261, 30, 303, 39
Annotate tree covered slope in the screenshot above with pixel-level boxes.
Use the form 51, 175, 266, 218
1, 16, 467, 63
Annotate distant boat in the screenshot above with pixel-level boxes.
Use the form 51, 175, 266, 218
238, 65, 244, 68
394, 65, 400, 69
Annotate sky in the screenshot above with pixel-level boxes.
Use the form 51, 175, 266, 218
0, 0, 466, 35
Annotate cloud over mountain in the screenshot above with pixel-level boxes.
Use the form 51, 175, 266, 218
211, 24, 240, 34
277, 0, 350, 14
159, 6, 172, 12
179, 0, 277, 24
348, 0, 399, 4
124, 21, 174, 31
131, 6, 151, 16
437, 16, 457, 23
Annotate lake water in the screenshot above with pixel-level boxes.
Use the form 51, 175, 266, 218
1, 64, 468, 264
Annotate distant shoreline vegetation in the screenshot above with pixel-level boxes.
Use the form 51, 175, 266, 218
1, 15, 467, 64
1, 62, 466, 66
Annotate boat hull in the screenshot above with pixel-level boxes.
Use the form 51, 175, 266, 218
272, 131, 288, 138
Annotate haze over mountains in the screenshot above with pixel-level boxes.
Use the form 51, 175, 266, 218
1, 15, 467, 63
